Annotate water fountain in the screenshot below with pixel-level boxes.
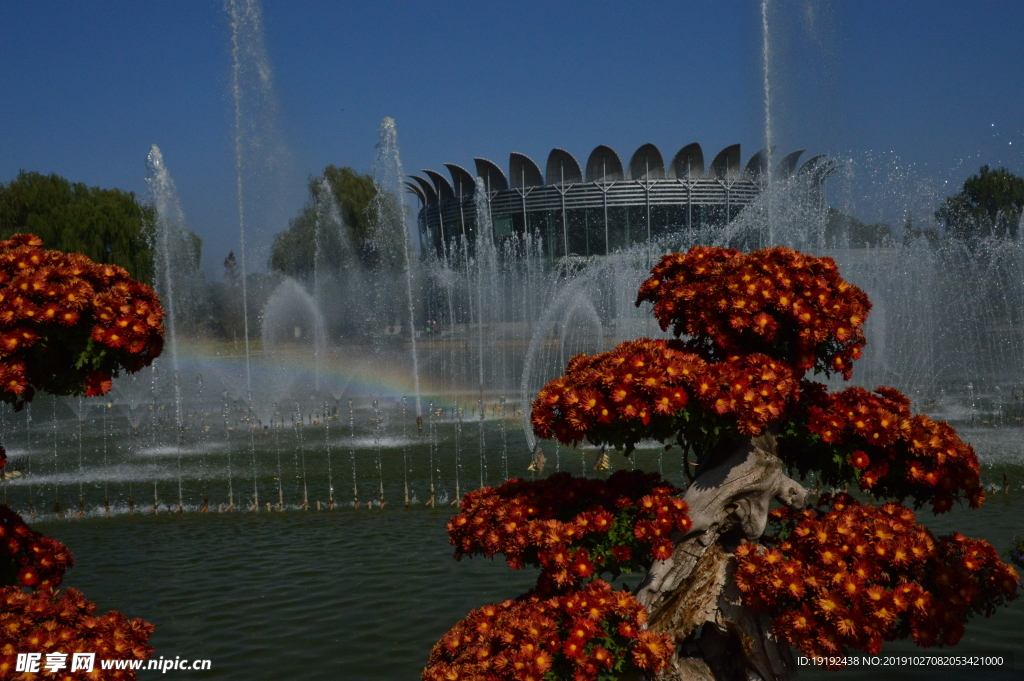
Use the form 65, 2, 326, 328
0, 0, 1020, 529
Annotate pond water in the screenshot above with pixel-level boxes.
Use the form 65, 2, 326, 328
15, 415, 1024, 680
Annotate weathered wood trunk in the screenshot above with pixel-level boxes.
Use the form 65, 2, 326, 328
634, 432, 809, 681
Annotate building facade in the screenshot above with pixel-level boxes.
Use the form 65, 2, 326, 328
407, 143, 836, 259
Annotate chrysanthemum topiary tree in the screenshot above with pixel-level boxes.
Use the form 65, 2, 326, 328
0, 234, 165, 678
425, 246, 1019, 681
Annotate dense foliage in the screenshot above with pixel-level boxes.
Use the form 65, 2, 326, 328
269, 165, 379, 278
935, 165, 1024, 241
0, 172, 159, 284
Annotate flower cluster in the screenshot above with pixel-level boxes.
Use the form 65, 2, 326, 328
0, 587, 153, 679
423, 580, 672, 681
0, 505, 73, 590
0, 234, 164, 406
691, 352, 799, 435
788, 385, 984, 512
448, 472, 690, 586
736, 494, 1019, 659
531, 338, 801, 449
636, 246, 871, 378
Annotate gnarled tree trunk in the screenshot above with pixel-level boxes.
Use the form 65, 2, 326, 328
634, 432, 809, 681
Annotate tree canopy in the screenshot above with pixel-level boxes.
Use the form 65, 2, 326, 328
269, 165, 379, 278
0, 171, 160, 284
825, 208, 892, 248
936, 165, 1024, 240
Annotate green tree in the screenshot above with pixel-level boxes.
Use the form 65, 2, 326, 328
936, 165, 1024, 240
269, 165, 378, 277
825, 207, 892, 247
0, 171, 159, 283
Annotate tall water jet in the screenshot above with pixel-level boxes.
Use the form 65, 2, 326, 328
272, 403, 284, 509
348, 400, 359, 508
324, 400, 335, 509
427, 401, 436, 507
227, 0, 286, 512
474, 178, 499, 395
477, 398, 486, 489
50, 401, 60, 517
372, 399, 384, 506
145, 146, 195, 440
371, 118, 422, 417
197, 374, 209, 512
311, 178, 350, 394
76, 397, 84, 516
401, 397, 410, 507
293, 403, 308, 510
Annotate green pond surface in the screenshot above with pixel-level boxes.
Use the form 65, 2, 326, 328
31, 484, 1022, 681
7, 413, 1023, 680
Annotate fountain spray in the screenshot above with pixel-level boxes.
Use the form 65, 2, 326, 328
26, 404, 34, 518
427, 401, 436, 508
454, 399, 461, 503
371, 118, 422, 417
499, 396, 508, 482
349, 400, 359, 508
77, 397, 84, 517
402, 396, 410, 508
325, 401, 335, 509
197, 375, 209, 512
272, 403, 283, 509
51, 400, 60, 517
295, 404, 309, 510
373, 399, 384, 506
102, 403, 110, 516
478, 398, 486, 489
222, 393, 234, 510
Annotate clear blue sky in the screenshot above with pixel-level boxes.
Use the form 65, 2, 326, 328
2, 1, 1022, 277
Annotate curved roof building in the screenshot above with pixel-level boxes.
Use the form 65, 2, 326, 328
408, 143, 837, 259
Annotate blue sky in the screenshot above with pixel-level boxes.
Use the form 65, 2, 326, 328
2, 1, 1022, 277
